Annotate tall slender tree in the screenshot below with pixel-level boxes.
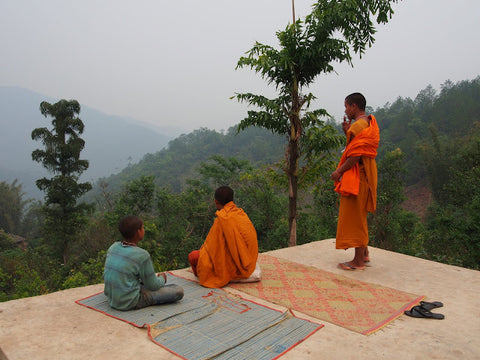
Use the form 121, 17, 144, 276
31, 99, 92, 264
233, 0, 398, 246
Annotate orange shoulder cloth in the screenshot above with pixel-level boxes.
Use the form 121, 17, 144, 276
334, 115, 379, 196
197, 202, 258, 288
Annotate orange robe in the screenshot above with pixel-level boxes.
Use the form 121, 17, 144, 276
335, 116, 379, 249
197, 202, 258, 288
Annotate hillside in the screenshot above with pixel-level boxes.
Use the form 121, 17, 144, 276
2, 78, 479, 217
402, 182, 432, 219
85, 77, 480, 218
374, 77, 480, 185
85, 126, 287, 202
0, 86, 184, 199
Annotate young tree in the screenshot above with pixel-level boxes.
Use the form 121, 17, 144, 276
31, 100, 92, 264
233, 0, 398, 246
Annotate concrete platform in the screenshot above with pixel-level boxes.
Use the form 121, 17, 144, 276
1, 239, 479, 360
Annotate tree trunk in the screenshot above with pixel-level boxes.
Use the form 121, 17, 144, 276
288, 138, 299, 247
287, 77, 301, 247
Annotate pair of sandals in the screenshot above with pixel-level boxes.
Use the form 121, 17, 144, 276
404, 301, 445, 320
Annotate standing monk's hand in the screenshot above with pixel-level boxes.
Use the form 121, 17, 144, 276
331, 170, 342, 182
342, 115, 352, 134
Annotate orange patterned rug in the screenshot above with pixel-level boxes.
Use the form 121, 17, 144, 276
228, 254, 424, 335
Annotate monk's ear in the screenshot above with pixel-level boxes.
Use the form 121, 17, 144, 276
214, 199, 224, 210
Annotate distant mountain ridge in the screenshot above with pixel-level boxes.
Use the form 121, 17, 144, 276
84, 126, 287, 203
0, 86, 185, 199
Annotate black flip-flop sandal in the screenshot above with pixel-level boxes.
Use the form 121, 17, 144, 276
404, 305, 444, 319
420, 301, 443, 311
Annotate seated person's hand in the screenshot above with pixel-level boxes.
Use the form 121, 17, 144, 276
157, 272, 167, 283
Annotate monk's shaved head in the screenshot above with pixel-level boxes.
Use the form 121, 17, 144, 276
215, 186, 234, 205
345, 93, 366, 111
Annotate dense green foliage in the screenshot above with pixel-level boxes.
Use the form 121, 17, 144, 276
0, 180, 27, 234
233, 0, 398, 246
31, 100, 93, 264
375, 78, 480, 185
369, 148, 422, 254
374, 77, 480, 266
85, 126, 286, 203
1, 76, 480, 301
422, 123, 480, 268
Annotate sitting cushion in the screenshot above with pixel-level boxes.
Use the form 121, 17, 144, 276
230, 262, 262, 283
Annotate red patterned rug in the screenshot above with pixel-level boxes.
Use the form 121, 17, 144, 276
228, 254, 424, 335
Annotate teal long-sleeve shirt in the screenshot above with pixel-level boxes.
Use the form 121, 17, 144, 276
103, 242, 165, 310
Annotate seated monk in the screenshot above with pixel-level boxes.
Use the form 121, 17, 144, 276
188, 186, 258, 288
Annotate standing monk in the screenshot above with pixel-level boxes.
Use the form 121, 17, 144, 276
331, 93, 379, 270
188, 186, 258, 287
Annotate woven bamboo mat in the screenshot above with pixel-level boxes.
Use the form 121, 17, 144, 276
76, 273, 323, 360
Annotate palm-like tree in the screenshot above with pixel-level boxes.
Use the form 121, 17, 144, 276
32, 99, 92, 264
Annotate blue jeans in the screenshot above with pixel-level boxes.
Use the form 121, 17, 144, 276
135, 284, 184, 309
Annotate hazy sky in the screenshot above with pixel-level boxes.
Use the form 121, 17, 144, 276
1, 0, 479, 132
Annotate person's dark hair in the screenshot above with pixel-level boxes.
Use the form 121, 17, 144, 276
345, 92, 366, 111
214, 186, 234, 205
118, 215, 143, 239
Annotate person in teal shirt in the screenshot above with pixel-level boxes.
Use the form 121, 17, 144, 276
103, 215, 184, 310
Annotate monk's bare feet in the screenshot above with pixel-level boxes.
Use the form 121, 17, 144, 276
364, 247, 370, 263
338, 261, 365, 271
